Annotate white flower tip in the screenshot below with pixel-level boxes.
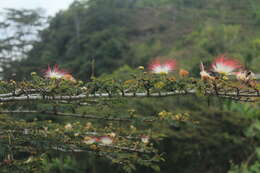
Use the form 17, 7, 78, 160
99, 136, 113, 145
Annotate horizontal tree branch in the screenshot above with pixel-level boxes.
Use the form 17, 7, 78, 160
0, 87, 259, 103
0, 89, 50, 97
0, 110, 155, 122
53, 144, 151, 154
0, 129, 152, 154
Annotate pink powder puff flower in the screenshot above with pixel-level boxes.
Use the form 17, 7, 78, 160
83, 136, 98, 145
64, 123, 73, 130
99, 136, 113, 145
44, 65, 67, 79
149, 59, 177, 74
44, 65, 76, 82
211, 55, 242, 75
141, 135, 150, 144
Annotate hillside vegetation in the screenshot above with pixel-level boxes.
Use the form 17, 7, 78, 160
2, 0, 260, 80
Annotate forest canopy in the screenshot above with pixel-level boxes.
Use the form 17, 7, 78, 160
1, 0, 260, 80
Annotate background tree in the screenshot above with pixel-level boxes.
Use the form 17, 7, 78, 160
3, 0, 259, 81
0, 8, 47, 79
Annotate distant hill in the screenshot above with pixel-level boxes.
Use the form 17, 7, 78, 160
3, 0, 260, 80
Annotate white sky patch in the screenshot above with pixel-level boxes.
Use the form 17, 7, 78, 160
0, 0, 74, 16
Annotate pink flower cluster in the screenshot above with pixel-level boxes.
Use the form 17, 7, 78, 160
211, 55, 242, 75
146, 55, 256, 83
83, 136, 114, 145
43, 65, 76, 82
43, 54, 255, 83
200, 54, 255, 81
149, 59, 177, 74
83, 135, 150, 146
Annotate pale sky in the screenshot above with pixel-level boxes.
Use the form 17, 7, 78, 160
0, 0, 75, 16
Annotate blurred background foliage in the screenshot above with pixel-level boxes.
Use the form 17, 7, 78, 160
1, 0, 260, 80
0, 0, 259, 173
